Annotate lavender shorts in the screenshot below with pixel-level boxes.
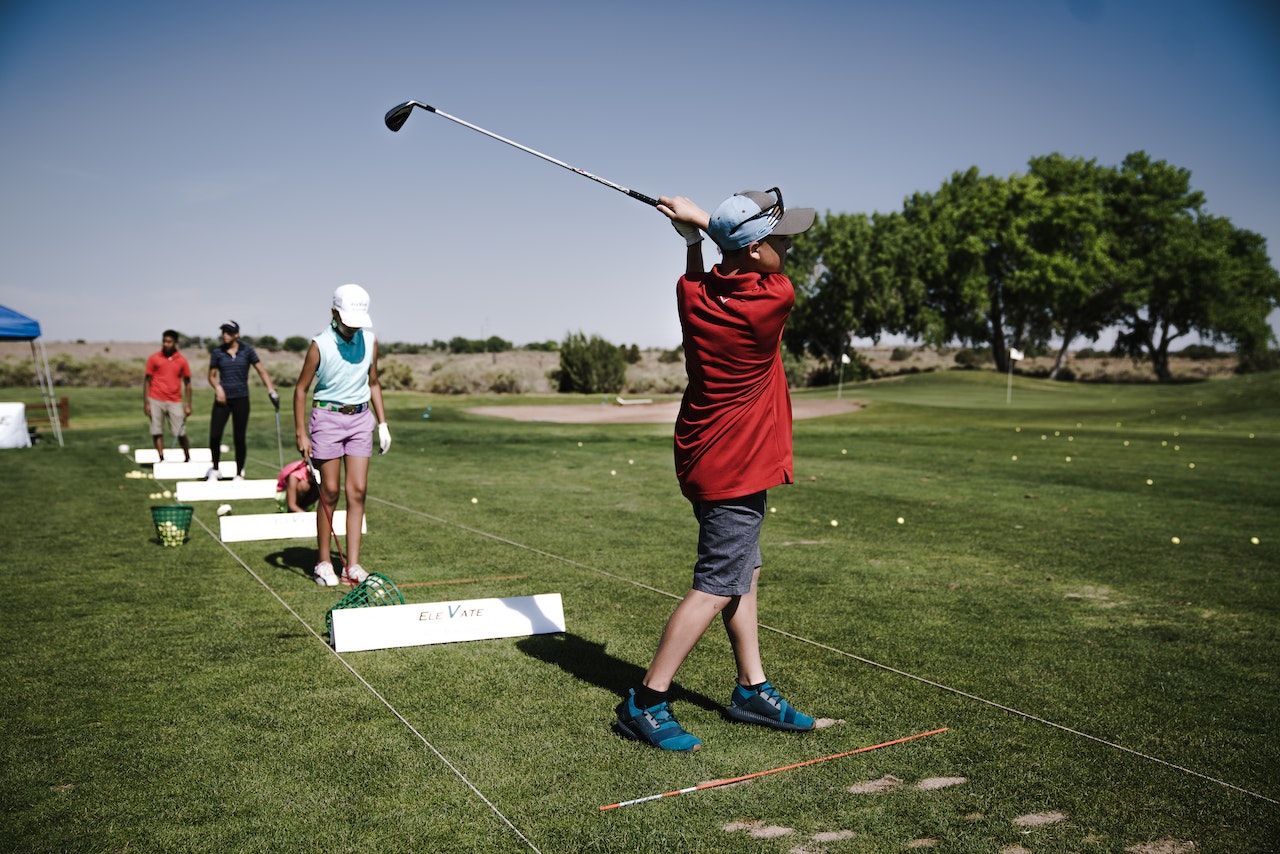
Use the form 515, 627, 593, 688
308, 406, 374, 460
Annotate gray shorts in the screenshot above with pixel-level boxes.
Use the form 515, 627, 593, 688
690, 491, 766, 596
148, 398, 186, 438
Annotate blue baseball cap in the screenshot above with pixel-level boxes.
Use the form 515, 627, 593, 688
707, 188, 815, 251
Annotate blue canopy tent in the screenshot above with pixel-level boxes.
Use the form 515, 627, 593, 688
0, 305, 63, 446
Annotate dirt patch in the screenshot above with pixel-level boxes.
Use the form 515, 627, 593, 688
466, 398, 861, 424
915, 776, 967, 790
723, 820, 794, 839
1012, 811, 1068, 827
847, 774, 902, 794
1126, 840, 1196, 854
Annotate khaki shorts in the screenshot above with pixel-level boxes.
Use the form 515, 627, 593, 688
149, 398, 186, 438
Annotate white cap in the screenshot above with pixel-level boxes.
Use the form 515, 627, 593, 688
332, 284, 372, 328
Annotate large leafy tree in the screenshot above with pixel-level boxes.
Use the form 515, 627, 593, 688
785, 210, 927, 373
1023, 154, 1115, 378
1106, 152, 1279, 380
905, 167, 1045, 373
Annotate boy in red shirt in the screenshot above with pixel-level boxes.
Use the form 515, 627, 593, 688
143, 329, 193, 461
615, 188, 817, 752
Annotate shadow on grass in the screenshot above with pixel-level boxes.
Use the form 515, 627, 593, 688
516, 633, 721, 712
264, 545, 319, 581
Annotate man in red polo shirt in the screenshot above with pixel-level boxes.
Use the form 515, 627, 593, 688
144, 329, 193, 461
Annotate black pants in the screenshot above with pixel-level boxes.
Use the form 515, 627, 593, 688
209, 396, 250, 475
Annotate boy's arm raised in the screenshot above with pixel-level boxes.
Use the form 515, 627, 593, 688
658, 195, 709, 277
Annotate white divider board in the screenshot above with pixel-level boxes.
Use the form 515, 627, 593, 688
176, 479, 276, 502
134, 448, 213, 464
153, 460, 237, 480
218, 510, 363, 543
330, 593, 565, 653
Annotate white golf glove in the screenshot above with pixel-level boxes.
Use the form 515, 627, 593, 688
671, 219, 703, 246
378, 422, 391, 455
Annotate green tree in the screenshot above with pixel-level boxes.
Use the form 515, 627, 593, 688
1104, 152, 1278, 380
255, 334, 280, 351
282, 336, 309, 353
556, 332, 626, 393
906, 168, 1044, 373
1024, 154, 1115, 378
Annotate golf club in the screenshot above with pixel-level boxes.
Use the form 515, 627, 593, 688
273, 410, 283, 469
384, 100, 659, 207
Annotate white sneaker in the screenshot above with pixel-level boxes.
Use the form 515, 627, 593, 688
205, 467, 222, 481
341, 564, 368, 585
314, 561, 339, 587
232, 473, 244, 481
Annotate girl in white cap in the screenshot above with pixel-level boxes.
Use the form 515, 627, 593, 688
293, 284, 391, 586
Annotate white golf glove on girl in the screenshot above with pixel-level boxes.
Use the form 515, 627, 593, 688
378, 422, 391, 455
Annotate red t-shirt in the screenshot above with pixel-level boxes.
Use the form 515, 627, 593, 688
145, 350, 191, 402
674, 267, 795, 501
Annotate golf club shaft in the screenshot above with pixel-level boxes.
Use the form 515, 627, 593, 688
384, 101, 659, 207
274, 411, 283, 468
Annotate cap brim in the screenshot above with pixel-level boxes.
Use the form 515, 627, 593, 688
770, 207, 815, 236
337, 310, 372, 328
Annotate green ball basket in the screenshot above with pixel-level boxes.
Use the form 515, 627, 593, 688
151, 504, 194, 547
325, 573, 405, 638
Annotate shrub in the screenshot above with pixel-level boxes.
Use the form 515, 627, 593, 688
378, 359, 416, 391
256, 335, 279, 351
1177, 344, 1220, 361
624, 344, 642, 365
1236, 348, 1280, 375
0, 358, 36, 386
556, 332, 626, 393
890, 346, 912, 362
283, 336, 310, 353
658, 345, 683, 364
954, 347, 992, 368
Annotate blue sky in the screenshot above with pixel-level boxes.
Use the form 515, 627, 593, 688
2, 0, 1277, 349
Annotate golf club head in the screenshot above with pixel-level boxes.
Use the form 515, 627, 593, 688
385, 100, 432, 132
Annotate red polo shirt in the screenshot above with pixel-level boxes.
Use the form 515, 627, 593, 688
674, 267, 794, 501
145, 350, 191, 402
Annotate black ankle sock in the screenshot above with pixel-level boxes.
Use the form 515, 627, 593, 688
634, 685, 667, 709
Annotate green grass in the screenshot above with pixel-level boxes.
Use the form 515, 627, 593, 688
2, 372, 1277, 852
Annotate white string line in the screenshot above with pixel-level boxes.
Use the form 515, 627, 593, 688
191, 514, 544, 853
368, 495, 1280, 807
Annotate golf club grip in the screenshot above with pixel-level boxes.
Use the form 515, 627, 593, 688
627, 189, 659, 207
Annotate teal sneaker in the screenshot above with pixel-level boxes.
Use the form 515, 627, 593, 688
724, 681, 815, 731
614, 689, 702, 752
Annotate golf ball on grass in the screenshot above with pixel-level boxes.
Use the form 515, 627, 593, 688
1171, 536, 1181, 545
118, 444, 130, 454
830, 520, 839, 527
216, 504, 233, 516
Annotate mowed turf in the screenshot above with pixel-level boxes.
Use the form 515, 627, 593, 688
1, 371, 1276, 852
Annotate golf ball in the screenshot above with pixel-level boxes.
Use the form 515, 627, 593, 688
1251, 537, 1260, 545
830, 520, 839, 527
220, 444, 230, 453
1146, 479, 1154, 486
216, 504, 232, 516
1171, 536, 1181, 545
610, 470, 617, 476
471, 497, 478, 504
118, 444, 131, 454
897, 517, 905, 525
1011, 455, 1018, 461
